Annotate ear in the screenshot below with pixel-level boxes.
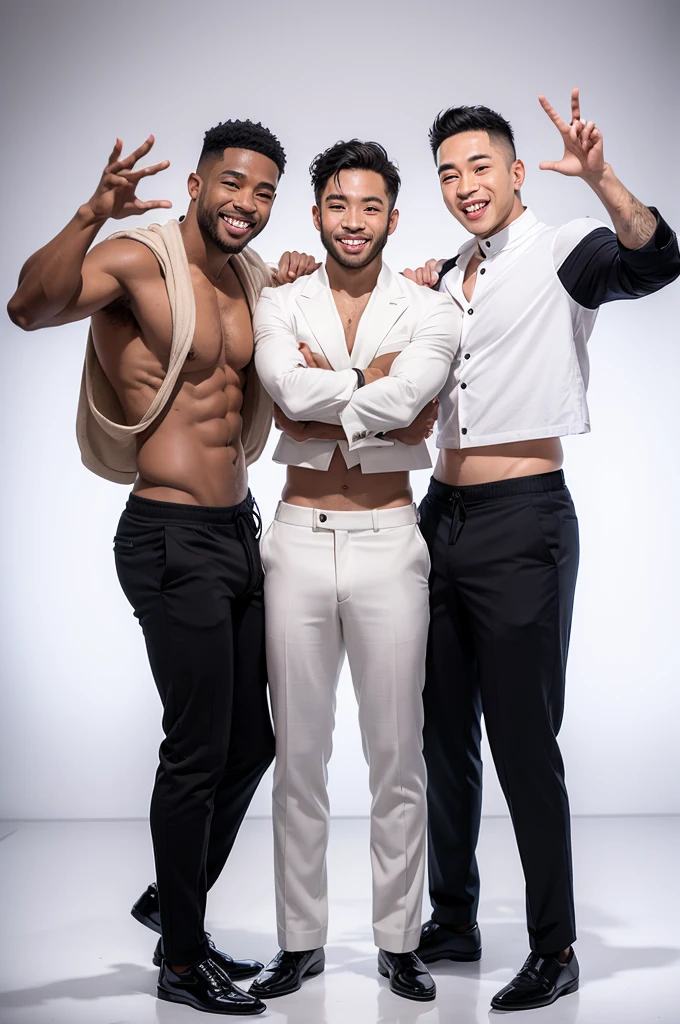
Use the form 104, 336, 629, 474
187, 172, 202, 202
512, 158, 525, 192
387, 207, 399, 236
312, 205, 321, 232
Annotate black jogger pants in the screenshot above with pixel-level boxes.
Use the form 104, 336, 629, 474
114, 492, 275, 965
418, 470, 579, 955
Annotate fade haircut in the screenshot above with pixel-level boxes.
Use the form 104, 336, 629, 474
199, 119, 286, 177
429, 105, 516, 164
310, 140, 401, 211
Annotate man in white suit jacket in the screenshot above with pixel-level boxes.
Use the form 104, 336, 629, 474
248, 141, 461, 1004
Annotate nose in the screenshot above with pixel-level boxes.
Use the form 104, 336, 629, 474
456, 176, 479, 199
234, 192, 257, 215
342, 211, 365, 232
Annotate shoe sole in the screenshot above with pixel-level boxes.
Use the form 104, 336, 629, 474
490, 978, 579, 1012
377, 965, 436, 1002
131, 906, 162, 935
158, 988, 265, 1015
418, 949, 482, 964
249, 961, 325, 999
152, 951, 261, 980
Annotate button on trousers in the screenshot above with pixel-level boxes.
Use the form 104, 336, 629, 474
261, 501, 430, 953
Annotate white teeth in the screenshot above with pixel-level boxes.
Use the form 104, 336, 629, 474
341, 239, 367, 246
222, 216, 251, 229
464, 202, 488, 213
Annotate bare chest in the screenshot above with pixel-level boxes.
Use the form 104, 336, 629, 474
119, 262, 253, 377
332, 291, 372, 355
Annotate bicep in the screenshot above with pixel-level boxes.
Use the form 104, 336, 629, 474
51, 239, 144, 326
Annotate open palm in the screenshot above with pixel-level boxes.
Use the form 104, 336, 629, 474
87, 135, 172, 221
539, 88, 605, 179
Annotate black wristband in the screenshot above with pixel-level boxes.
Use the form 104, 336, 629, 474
353, 367, 366, 389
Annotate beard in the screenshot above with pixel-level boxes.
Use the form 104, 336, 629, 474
319, 219, 390, 270
196, 199, 249, 255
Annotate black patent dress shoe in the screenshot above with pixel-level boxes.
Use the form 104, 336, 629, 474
416, 919, 482, 963
491, 948, 579, 1011
377, 949, 436, 1002
158, 957, 266, 1015
153, 938, 262, 981
248, 948, 325, 998
131, 882, 161, 933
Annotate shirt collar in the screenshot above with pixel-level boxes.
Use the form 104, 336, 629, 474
476, 207, 538, 258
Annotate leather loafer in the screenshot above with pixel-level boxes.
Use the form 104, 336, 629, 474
248, 948, 325, 998
131, 882, 161, 934
416, 919, 482, 963
491, 948, 579, 1011
158, 957, 266, 1015
377, 949, 436, 1002
153, 937, 262, 981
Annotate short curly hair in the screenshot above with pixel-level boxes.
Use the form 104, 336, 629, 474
309, 139, 400, 211
199, 119, 286, 176
429, 105, 516, 163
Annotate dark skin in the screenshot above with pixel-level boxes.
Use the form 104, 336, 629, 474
8, 136, 319, 510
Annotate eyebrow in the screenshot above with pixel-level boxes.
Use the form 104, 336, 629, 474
438, 153, 492, 174
219, 169, 276, 192
324, 193, 384, 204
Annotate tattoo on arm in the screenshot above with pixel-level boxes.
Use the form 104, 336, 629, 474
621, 192, 657, 249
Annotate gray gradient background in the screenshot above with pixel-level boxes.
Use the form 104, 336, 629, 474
0, 0, 678, 820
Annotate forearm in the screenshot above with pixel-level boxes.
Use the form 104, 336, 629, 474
301, 422, 346, 441
585, 163, 657, 250
9, 204, 106, 329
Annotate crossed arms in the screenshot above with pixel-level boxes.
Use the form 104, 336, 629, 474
253, 289, 459, 449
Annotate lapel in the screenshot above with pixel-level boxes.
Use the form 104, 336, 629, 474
349, 263, 408, 369
296, 266, 350, 370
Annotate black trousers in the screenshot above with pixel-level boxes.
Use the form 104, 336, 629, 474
114, 492, 275, 965
418, 470, 579, 955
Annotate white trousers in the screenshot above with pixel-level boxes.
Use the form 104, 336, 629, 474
261, 501, 430, 954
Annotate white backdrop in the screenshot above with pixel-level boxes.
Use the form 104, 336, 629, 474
1, 0, 678, 820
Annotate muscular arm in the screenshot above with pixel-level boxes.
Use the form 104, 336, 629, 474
7, 136, 170, 331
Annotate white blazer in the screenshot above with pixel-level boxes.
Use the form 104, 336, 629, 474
253, 263, 461, 473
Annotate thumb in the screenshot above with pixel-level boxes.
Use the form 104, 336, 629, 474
539, 161, 559, 172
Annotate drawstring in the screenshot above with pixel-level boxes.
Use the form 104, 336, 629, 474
448, 491, 467, 545
235, 492, 262, 588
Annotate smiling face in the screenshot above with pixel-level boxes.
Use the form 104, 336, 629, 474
312, 168, 398, 270
437, 130, 525, 238
189, 147, 279, 254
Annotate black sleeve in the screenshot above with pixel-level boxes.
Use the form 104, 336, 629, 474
436, 256, 459, 290
557, 208, 680, 309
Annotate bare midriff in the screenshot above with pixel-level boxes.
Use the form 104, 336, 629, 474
283, 447, 412, 511
434, 437, 564, 487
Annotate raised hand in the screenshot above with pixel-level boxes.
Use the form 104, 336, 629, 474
403, 259, 444, 288
84, 136, 172, 222
538, 88, 604, 180
274, 250, 321, 285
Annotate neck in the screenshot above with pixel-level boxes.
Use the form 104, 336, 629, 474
325, 253, 383, 297
180, 205, 235, 281
480, 197, 526, 240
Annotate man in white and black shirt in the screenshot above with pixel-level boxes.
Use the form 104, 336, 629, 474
404, 89, 680, 1012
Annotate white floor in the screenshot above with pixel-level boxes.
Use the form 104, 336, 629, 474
0, 817, 678, 1024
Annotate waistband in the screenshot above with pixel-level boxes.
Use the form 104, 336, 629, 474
428, 469, 566, 505
275, 500, 418, 532
125, 490, 257, 525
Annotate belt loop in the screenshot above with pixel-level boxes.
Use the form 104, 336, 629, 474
371, 509, 379, 532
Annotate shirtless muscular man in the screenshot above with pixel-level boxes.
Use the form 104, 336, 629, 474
8, 120, 317, 1016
